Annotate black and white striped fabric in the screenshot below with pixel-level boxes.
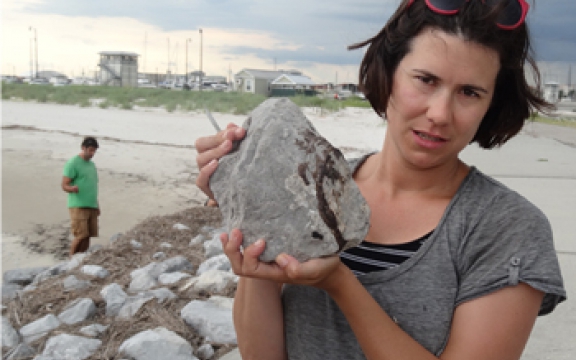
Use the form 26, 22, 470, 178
340, 231, 433, 276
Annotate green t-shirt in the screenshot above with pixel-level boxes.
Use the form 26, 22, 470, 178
63, 155, 99, 208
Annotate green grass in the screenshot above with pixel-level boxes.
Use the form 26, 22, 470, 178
1, 82, 374, 115
528, 115, 576, 129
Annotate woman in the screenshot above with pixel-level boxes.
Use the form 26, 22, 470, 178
195, 1, 566, 359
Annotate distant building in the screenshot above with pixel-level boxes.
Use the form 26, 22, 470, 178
234, 69, 305, 97
36, 70, 68, 81
543, 81, 560, 103
270, 74, 316, 97
98, 51, 139, 87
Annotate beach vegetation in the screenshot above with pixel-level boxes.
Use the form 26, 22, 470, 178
1, 83, 371, 115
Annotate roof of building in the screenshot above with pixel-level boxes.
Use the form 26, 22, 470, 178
237, 68, 303, 80
272, 74, 315, 86
37, 70, 68, 79
99, 51, 139, 56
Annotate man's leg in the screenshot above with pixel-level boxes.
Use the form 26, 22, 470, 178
78, 237, 91, 252
69, 208, 90, 256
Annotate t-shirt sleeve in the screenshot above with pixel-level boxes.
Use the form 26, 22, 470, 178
455, 191, 566, 315
63, 159, 77, 180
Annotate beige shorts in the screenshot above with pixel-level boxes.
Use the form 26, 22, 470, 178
69, 208, 99, 239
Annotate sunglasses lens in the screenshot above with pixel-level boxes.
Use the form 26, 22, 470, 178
486, 0, 523, 27
426, 0, 466, 12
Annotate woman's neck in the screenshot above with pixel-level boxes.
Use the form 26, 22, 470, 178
358, 145, 469, 201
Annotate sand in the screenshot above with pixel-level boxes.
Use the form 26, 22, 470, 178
1, 100, 385, 272
2, 99, 576, 359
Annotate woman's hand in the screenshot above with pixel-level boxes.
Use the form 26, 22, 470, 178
221, 228, 343, 291
195, 123, 246, 199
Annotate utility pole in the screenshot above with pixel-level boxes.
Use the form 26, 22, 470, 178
167, 38, 170, 80
144, 32, 147, 73
29, 27, 38, 78
186, 38, 191, 84
199, 28, 203, 91
29, 36, 33, 79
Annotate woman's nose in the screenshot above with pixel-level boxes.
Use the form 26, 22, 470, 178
426, 90, 453, 126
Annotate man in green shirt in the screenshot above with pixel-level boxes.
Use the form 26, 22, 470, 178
61, 137, 100, 256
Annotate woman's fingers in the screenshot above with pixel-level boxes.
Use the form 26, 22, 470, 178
194, 125, 246, 199
195, 159, 218, 198
221, 230, 245, 274
195, 137, 232, 169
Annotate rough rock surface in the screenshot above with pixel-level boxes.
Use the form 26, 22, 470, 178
211, 98, 370, 262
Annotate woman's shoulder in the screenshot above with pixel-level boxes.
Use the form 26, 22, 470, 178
455, 167, 547, 222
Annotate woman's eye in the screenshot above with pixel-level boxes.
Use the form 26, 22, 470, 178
462, 88, 480, 98
417, 76, 435, 85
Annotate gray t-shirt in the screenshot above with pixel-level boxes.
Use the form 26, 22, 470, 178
282, 164, 566, 359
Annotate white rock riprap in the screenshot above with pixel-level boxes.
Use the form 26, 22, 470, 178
2, 206, 242, 359
19, 314, 61, 343
119, 327, 199, 360
40, 334, 101, 360
2, 316, 20, 348
57, 298, 96, 325
181, 297, 237, 345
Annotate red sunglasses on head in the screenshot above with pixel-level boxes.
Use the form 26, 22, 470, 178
407, 0, 529, 30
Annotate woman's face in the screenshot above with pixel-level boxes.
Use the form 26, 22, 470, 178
385, 28, 500, 170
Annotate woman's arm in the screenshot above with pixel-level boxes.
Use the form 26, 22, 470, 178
234, 278, 286, 360
320, 262, 544, 360
222, 230, 287, 360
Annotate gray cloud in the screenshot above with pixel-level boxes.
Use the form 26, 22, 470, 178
26, 0, 576, 65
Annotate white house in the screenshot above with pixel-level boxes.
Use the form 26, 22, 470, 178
234, 69, 304, 96
270, 74, 316, 96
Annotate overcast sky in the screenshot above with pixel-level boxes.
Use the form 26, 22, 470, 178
2, 0, 576, 83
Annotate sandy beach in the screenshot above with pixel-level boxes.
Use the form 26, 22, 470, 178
2, 99, 575, 358
1, 100, 385, 272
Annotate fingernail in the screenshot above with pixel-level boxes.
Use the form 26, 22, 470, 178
276, 255, 288, 267
208, 159, 217, 167
235, 128, 243, 136
255, 239, 264, 247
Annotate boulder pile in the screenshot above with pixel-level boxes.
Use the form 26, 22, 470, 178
2, 207, 241, 360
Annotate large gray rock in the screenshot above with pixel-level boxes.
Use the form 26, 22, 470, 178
57, 298, 96, 325
4, 343, 36, 360
158, 272, 192, 285
181, 297, 236, 345
81, 265, 109, 278
129, 271, 158, 292
41, 334, 101, 360
62, 275, 92, 292
211, 98, 370, 262
118, 327, 198, 360
20, 314, 61, 343
100, 283, 128, 316
3, 267, 49, 286
2, 284, 22, 300
2, 316, 20, 348
188, 270, 238, 293
197, 254, 231, 276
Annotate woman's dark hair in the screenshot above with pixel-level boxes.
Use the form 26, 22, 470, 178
350, 0, 552, 148
82, 136, 99, 149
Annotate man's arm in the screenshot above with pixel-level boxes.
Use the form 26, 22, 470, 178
61, 176, 79, 193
